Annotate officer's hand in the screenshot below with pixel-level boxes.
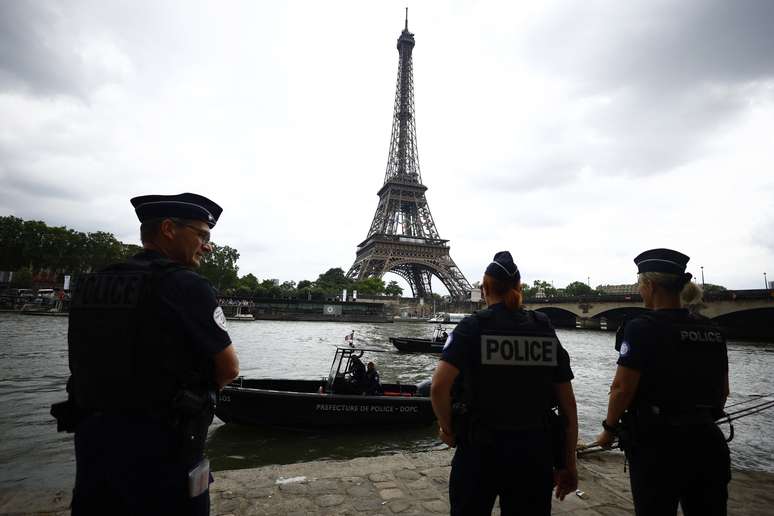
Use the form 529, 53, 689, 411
438, 426, 456, 448
553, 466, 578, 501
595, 429, 615, 449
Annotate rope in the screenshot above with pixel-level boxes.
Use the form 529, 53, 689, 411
723, 399, 774, 419
724, 393, 774, 409
577, 399, 774, 457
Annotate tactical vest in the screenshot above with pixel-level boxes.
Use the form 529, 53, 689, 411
616, 311, 727, 418
67, 257, 213, 415
462, 308, 561, 430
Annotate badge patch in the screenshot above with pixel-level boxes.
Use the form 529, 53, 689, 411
443, 333, 453, 350
619, 342, 630, 357
213, 306, 228, 331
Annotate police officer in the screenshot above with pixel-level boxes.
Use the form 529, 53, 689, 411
430, 251, 578, 515
596, 248, 730, 516
54, 193, 240, 515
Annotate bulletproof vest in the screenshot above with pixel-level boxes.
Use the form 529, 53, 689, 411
464, 308, 560, 429
67, 257, 211, 414
620, 311, 727, 415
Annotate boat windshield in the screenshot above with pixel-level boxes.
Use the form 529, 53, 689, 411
328, 347, 361, 391
326, 347, 390, 393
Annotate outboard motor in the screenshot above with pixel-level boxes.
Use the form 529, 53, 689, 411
416, 379, 432, 397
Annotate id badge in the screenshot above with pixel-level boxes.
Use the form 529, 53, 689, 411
188, 458, 210, 498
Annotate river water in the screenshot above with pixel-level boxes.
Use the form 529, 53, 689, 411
1, 313, 772, 489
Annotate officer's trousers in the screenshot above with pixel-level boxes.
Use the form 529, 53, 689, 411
449, 429, 553, 516
626, 425, 730, 516
71, 413, 209, 516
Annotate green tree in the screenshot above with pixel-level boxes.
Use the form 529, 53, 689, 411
354, 277, 385, 296
198, 244, 240, 292
84, 231, 127, 272
297, 279, 313, 290
279, 280, 297, 297
0, 216, 26, 271
525, 280, 557, 299
315, 267, 354, 292
257, 279, 282, 298
238, 273, 260, 292
384, 280, 403, 297
564, 281, 594, 297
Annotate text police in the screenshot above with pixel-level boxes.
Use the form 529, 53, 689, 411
480, 335, 559, 366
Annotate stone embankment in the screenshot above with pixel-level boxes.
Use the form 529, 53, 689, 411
1, 450, 772, 515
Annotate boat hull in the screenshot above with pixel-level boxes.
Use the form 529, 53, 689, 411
390, 337, 444, 354
216, 379, 435, 428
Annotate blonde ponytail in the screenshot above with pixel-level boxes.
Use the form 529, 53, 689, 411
639, 271, 703, 306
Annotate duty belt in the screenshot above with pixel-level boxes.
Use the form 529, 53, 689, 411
638, 405, 715, 426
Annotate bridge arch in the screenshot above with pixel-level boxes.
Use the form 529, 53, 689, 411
533, 307, 577, 328
711, 307, 774, 341
381, 259, 460, 298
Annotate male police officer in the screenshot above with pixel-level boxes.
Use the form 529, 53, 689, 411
596, 248, 730, 516
431, 251, 578, 515
54, 193, 239, 516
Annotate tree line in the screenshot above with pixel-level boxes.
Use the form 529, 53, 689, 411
0, 216, 142, 286
0, 216, 404, 299
521, 279, 726, 299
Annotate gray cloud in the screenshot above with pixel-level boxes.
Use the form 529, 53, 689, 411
484, 0, 774, 182
0, 3, 91, 97
524, 0, 774, 91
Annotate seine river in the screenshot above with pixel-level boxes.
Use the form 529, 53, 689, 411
1, 313, 772, 490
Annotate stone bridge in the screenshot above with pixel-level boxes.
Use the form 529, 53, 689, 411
524, 290, 774, 341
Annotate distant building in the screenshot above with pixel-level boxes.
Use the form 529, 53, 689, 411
597, 283, 639, 295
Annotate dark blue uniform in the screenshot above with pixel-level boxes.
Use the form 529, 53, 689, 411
617, 309, 730, 516
441, 303, 573, 515
69, 250, 232, 516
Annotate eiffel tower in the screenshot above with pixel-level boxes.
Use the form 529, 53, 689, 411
346, 12, 471, 300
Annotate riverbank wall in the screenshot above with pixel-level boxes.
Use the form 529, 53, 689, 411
2, 450, 772, 515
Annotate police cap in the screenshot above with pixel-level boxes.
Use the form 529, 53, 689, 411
130, 193, 222, 228
634, 248, 690, 275
485, 251, 521, 285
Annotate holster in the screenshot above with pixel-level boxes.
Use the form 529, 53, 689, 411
172, 389, 215, 464
50, 399, 88, 433
618, 411, 641, 451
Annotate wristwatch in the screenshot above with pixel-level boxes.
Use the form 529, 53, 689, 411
601, 419, 619, 435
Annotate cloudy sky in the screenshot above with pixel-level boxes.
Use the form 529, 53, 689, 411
1, 0, 773, 292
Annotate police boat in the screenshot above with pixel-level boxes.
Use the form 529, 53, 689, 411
389, 326, 448, 354
215, 347, 435, 428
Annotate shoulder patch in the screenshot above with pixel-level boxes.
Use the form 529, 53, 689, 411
619, 341, 630, 357
213, 306, 228, 331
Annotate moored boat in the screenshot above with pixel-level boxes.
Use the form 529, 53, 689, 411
390, 325, 449, 354
216, 347, 434, 428
226, 305, 254, 321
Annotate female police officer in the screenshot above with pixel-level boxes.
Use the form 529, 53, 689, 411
431, 251, 578, 515
596, 248, 730, 516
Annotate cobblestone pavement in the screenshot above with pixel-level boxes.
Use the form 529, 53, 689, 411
2, 450, 773, 515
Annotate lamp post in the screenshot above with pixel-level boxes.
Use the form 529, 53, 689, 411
765, 272, 768, 290
700, 266, 705, 287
